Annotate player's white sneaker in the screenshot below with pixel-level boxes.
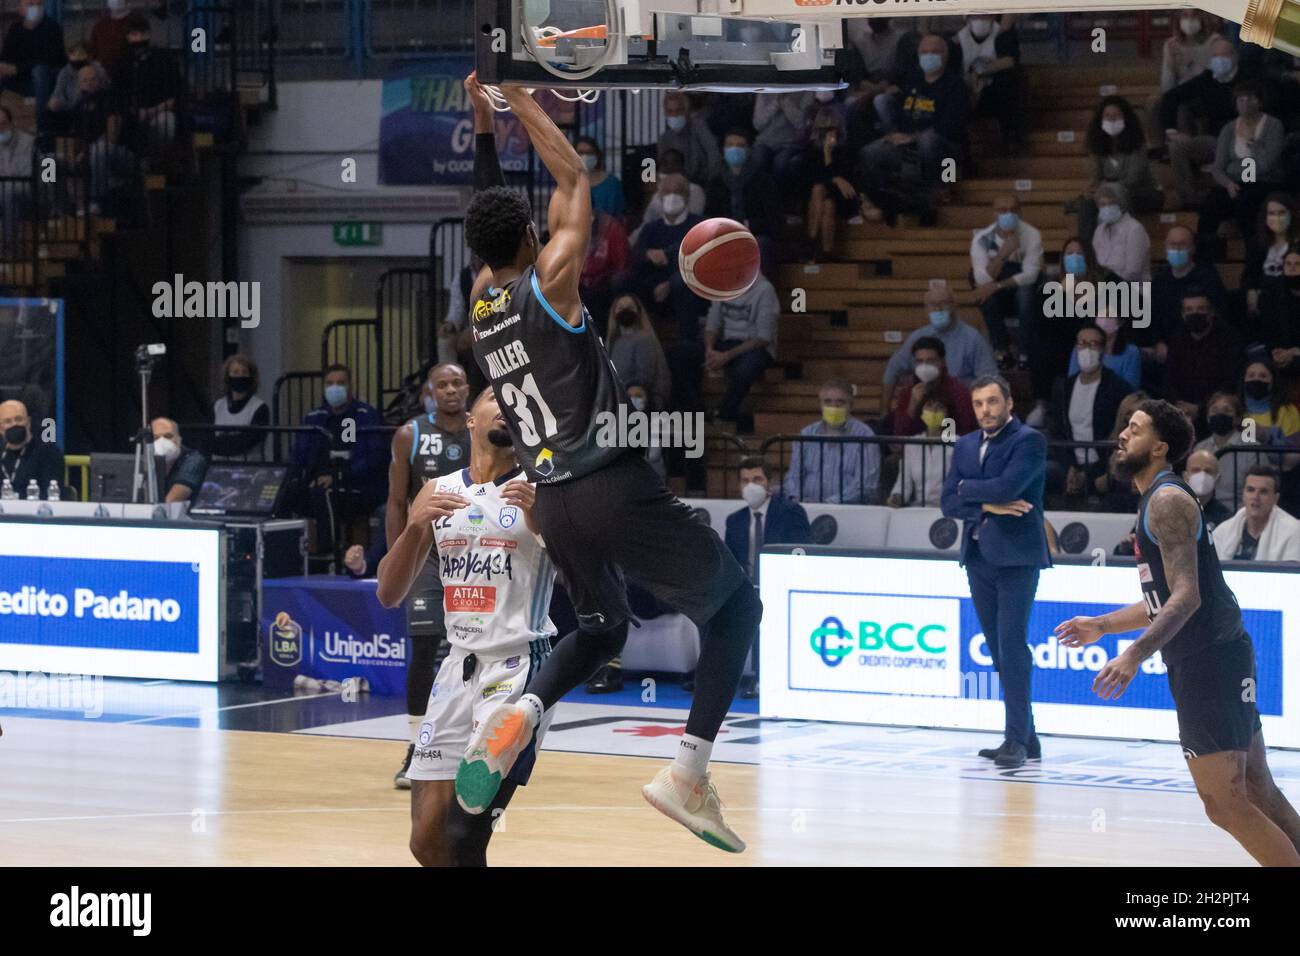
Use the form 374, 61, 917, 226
642, 766, 746, 853
455, 703, 534, 814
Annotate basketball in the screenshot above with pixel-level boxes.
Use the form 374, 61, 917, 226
678, 218, 761, 301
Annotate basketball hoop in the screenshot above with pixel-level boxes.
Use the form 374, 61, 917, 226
516, 0, 625, 82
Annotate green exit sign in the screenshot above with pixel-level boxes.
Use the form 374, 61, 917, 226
333, 221, 383, 246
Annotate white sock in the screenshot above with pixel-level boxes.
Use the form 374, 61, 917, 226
407, 714, 421, 743
518, 693, 544, 728
671, 734, 712, 785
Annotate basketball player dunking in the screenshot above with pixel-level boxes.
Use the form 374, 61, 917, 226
1056, 400, 1300, 865
385, 363, 471, 789
377, 387, 555, 866
454, 73, 760, 852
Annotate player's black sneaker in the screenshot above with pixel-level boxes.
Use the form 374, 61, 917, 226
585, 663, 624, 694
394, 744, 414, 790
995, 742, 1027, 769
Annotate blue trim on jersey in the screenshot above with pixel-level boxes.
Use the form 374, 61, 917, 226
408, 418, 420, 464
1143, 471, 1202, 545
530, 270, 584, 333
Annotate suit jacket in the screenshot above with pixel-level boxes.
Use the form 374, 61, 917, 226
940, 416, 1051, 569
725, 494, 813, 577
1048, 366, 1130, 477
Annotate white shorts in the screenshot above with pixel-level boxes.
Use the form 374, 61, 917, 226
407, 638, 553, 784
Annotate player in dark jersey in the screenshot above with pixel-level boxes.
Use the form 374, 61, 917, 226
453, 74, 760, 852
1056, 400, 1300, 865
385, 363, 471, 789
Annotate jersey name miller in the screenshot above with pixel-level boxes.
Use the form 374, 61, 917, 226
483, 340, 532, 379
445, 585, 496, 613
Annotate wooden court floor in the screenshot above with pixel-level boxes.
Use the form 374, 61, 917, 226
0, 716, 1263, 866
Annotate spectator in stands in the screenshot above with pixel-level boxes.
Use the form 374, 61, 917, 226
1078, 96, 1163, 242
1160, 37, 1253, 210
0, 105, 34, 239
579, 207, 628, 326
954, 13, 1024, 151
1091, 182, 1151, 282
704, 271, 779, 429
1196, 79, 1285, 258
47, 43, 107, 122
624, 381, 666, 481
658, 91, 720, 187
292, 364, 386, 554
1194, 391, 1263, 514
887, 392, 952, 508
575, 136, 623, 219
969, 193, 1043, 361
1244, 193, 1298, 324
0, 398, 61, 498
71, 64, 132, 214
783, 379, 880, 504
704, 128, 784, 276
211, 353, 269, 460
858, 33, 968, 224
1241, 360, 1300, 440
1213, 465, 1300, 562
1184, 448, 1234, 529
726, 455, 812, 697
88, 0, 133, 74
1151, 224, 1228, 343
628, 172, 706, 338
1162, 289, 1244, 426
1067, 309, 1142, 391
113, 13, 184, 164
605, 294, 671, 413
150, 417, 208, 504
1042, 237, 1105, 371
1146, 10, 1220, 147
0, 0, 64, 131
752, 90, 812, 181
1261, 245, 1300, 375
887, 335, 977, 436
802, 107, 874, 263
881, 284, 997, 415
638, 148, 705, 226
1046, 323, 1132, 499
844, 16, 910, 100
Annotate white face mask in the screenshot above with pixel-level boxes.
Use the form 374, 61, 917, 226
153, 437, 180, 464
1101, 118, 1125, 137
1180, 16, 1202, 36
741, 481, 768, 508
662, 193, 686, 218
1187, 471, 1217, 497
914, 362, 941, 383
969, 19, 993, 39
1076, 347, 1102, 372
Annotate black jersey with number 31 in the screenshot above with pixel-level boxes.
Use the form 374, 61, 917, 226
1133, 470, 1246, 667
470, 265, 625, 484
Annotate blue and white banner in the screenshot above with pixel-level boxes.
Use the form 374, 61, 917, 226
762, 552, 1299, 747
0, 520, 223, 681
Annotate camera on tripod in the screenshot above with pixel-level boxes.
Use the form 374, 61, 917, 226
135, 343, 167, 374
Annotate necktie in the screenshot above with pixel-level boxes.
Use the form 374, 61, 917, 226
750, 511, 764, 581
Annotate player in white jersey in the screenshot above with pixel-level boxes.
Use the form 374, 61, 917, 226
376, 386, 555, 866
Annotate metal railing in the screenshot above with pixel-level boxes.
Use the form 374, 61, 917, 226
376, 266, 434, 411
272, 370, 325, 435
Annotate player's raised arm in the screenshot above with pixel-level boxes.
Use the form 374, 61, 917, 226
500, 84, 590, 326
466, 72, 500, 301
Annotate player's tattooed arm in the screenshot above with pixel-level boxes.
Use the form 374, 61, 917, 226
1128, 486, 1203, 662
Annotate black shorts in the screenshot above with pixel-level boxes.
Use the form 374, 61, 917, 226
532, 453, 746, 629
406, 561, 445, 638
1167, 635, 1263, 760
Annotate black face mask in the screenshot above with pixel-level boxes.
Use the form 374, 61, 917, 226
1286, 274, 1300, 291
69, 58, 88, 69
227, 376, 253, 393
1208, 412, 1235, 436
1244, 379, 1272, 400
869, 17, 892, 34
1185, 312, 1211, 335
4, 424, 27, 445
129, 40, 150, 56
615, 309, 639, 328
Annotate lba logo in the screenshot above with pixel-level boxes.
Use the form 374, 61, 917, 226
791, 592, 960, 697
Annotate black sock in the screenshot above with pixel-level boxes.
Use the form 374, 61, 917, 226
527, 619, 628, 711
406, 633, 439, 716
446, 780, 518, 867
685, 583, 762, 741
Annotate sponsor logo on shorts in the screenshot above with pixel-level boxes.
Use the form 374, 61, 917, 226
482, 679, 513, 698
1183, 747, 1198, 760
414, 748, 442, 761
418, 721, 434, 746
534, 448, 555, 477
499, 506, 519, 528
479, 536, 517, 550
504, 656, 520, 669
446, 585, 496, 612
268, 611, 302, 667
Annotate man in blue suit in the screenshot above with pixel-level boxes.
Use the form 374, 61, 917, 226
725, 455, 813, 698
941, 375, 1051, 768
